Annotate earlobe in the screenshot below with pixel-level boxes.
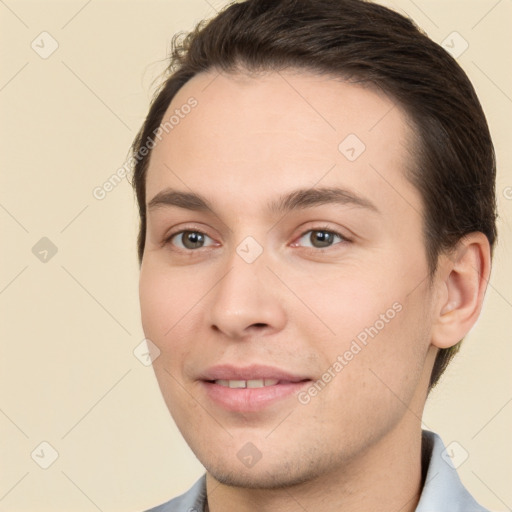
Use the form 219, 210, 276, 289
431, 233, 491, 349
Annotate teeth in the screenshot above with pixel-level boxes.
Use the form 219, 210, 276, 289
229, 380, 246, 389
247, 379, 264, 388
214, 379, 280, 388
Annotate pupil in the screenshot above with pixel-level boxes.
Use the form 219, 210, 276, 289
184, 231, 204, 249
312, 230, 333, 248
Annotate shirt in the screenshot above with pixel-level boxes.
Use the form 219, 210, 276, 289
144, 430, 490, 512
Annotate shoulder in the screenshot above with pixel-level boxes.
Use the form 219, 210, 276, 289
416, 430, 491, 512
143, 474, 207, 512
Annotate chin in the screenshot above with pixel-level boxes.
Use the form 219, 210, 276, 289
207, 469, 315, 490
203, 455, 330, 490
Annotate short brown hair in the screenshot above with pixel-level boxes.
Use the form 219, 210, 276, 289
130, 0, 497, 389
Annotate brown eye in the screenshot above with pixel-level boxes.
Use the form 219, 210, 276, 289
297, 229, 346, 249
170, 230, 213, 250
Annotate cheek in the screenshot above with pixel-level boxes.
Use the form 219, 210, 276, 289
139, 263, 200, 411
139, 261, 200, 340
139, 269, 169, 342
289, 269, 401, 345
138, 262, 209, 384
295, 286, 431, 452
292, 267, 431, 394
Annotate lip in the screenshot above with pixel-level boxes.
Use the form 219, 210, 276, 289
199, 364, 312, 412
200, 364, 310, 382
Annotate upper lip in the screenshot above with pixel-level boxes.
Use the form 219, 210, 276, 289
200, 364, 311, 382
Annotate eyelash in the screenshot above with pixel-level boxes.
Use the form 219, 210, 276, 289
163, 225, 350, 252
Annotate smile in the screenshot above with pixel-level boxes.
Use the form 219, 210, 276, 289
198, 365, 312, 412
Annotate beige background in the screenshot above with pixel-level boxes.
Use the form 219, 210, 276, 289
0, 0, 510, 511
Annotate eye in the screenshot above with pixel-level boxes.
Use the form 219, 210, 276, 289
168, 230, 216, 250
296, 228, 347, 249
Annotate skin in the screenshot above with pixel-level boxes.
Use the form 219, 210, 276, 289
139, 69, 490, 512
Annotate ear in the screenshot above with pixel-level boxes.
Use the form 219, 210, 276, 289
431, 232, 492, 349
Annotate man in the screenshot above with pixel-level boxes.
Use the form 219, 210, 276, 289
130, 0, 497, 510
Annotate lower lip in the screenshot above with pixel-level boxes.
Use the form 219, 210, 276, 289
201, 381, 311, 412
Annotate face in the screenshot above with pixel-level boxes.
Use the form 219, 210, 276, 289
139, 69, 438, 488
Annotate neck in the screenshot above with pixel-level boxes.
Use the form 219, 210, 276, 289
206, 421, 424, 512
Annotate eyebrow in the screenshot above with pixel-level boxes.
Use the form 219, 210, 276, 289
147, 186, 379, 215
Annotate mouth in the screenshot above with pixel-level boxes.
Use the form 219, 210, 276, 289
199, 365, 312, 412
212, 379, 281, 388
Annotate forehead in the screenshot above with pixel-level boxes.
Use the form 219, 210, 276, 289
145, 68, 419, 217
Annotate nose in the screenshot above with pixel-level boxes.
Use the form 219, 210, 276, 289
206, 248, 287, 340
